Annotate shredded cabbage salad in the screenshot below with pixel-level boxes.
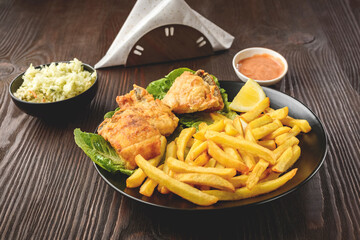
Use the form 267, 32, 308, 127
14, 58, 96, 103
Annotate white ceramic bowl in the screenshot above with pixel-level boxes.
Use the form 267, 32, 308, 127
232, 47, 288, 86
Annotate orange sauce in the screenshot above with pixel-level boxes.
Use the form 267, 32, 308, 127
237, 53, 284, 80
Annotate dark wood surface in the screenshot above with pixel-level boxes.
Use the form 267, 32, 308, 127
1, 0, 359, 239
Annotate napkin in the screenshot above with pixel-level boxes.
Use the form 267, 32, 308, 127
95, 0, 234, 68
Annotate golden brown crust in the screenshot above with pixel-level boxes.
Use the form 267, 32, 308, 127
162, 71, 224, 114
116, 85, 179, 136
120, 136, 161, 169
98, 109, 161, 169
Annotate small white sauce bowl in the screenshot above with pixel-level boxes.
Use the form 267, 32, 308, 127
232, 47, 288, 86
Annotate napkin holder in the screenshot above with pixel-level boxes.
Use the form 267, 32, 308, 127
95, 0, 234, 69
126, 24, 213, 66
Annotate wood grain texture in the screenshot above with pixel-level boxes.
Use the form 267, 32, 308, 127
0, 0, 359, 239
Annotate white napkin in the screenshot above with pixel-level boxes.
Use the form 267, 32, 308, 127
95, 0, 234, 69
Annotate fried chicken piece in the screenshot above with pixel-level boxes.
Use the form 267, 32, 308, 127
116, 85, 179, 136
162, 70, 224, 114
98, 109, 161, 170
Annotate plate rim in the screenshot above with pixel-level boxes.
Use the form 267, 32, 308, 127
93, 80, 328, 211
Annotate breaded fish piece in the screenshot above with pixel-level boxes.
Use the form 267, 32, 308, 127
162, 70, 224, 114
98, 109, 161, 170
116, 85, 179, 136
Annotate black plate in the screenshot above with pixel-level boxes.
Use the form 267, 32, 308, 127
94, 81, 327, 211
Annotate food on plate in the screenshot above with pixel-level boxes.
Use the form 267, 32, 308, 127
116, 85, 178, 136
251, 119, 283, 140
203, 169, 297, 200
134, 105, 303, 204
73, 128, 134, 175
98, 109, 162, 169
14, 58, 96, 103
97, 85, 178, 169
126, 136, 167, 188
146, 68, 235, 129
174, 173, 235, 192
75, 68, 312, 207
207, 139, 249, 173
162, 70, 224, 113
130, 78, 311, 205
281, 116, 311, 133
240, 97, 270, 122
245, 159, 269, 190
229, 78, 266, 112
75, 68, 229, 176
237, 53, 284, 81
135, 155, 218, 206
166, 157, 237, 178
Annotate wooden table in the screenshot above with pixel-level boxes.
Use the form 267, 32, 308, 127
1, 0, 359, 239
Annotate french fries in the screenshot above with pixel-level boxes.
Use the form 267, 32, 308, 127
185, 141, 208, 163
248, 114, 273, 129
205, 158, 217, 168
193, 120, 225, 141
273, 145, 301, 173
207, 140, 248, 173
223, 146, 243, 163
135, 155, 218, 206
281, 116, 311, 133
257, 139, 276, 150
127, 83, 311, 207
177, 127, 196, 161
240, 152, 256, 171
273, 136, 299, 159
272, 147, 293, 173
266, 107, 289, 120
224, 122, 239, 136
229, 175, 248, 188
263, 126, 291, 140
210, 112, 232, 123
251, 119, 282, 140
246, 159, 269, 190
174, 173, 235, 192
275, 125, 301, 146
167, 157, 237, 178
240, 97, 270, 122
205, 130, 276, 164
203, 169, 297, 201
233, 116, 244, 137
193, 152, 210, 166
165, 140, 177, 159
139, 164, 163, 197
126, 136, 167, 188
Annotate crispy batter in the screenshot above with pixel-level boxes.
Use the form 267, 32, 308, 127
98, 85, 178, 169
98, 109, 161, 169
116, 85, 178, 136
162, 70, 224, 114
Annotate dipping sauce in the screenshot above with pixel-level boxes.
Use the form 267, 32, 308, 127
237, 53, 284, 80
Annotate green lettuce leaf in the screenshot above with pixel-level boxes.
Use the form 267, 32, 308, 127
178, 112, 213, 130
103, 107, 119, 119
217, 88, 238, 120
74, 128, 134, 175
210, 73, 238, 119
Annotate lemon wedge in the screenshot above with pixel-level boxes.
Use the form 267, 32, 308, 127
229, 79, 266, 112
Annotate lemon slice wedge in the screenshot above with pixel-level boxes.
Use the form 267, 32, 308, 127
229, 79, 266, 112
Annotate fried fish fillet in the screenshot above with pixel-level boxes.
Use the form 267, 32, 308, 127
98, 109, 161, 170
116, 85, 179, 136
162, 70, 224, 114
